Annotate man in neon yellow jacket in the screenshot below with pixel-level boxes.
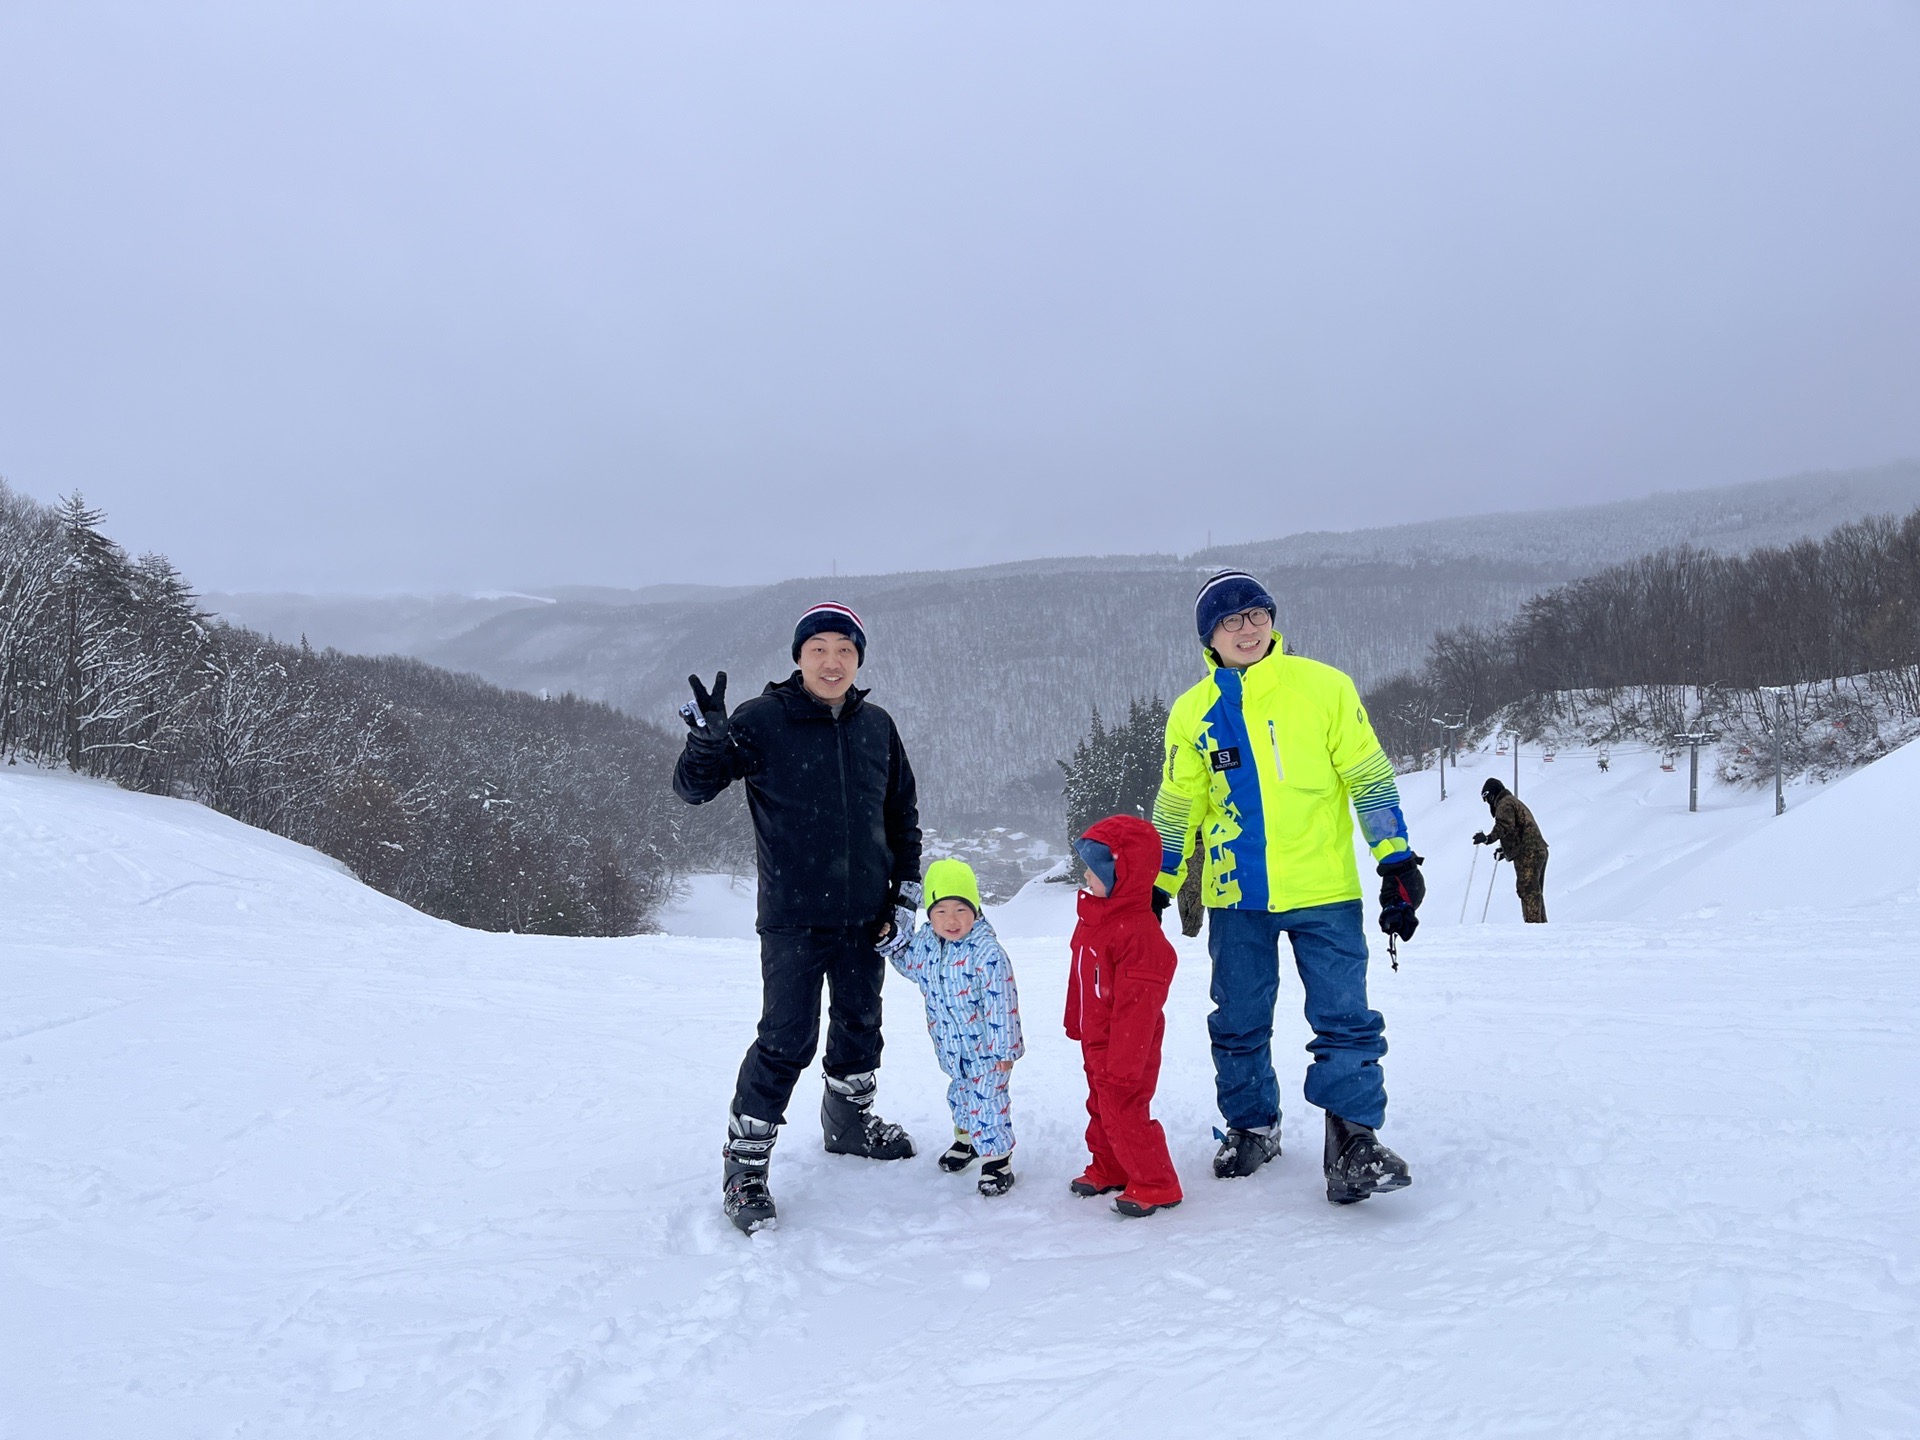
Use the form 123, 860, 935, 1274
1153, 569, 1423, 1205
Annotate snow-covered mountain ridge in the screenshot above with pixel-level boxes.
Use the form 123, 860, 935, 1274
6, 736, 1915, 1435
202, 462, 1920, 837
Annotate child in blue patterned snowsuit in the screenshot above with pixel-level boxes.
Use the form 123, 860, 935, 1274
886, 857, 1024, 1196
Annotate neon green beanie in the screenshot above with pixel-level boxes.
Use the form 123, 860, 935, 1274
923, 857, 983, 916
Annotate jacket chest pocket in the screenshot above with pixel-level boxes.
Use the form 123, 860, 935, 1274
1269, 717, 1335, 794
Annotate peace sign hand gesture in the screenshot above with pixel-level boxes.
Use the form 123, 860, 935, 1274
680, 672, 731, 746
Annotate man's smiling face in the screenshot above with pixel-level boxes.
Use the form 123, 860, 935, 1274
798, 631, 860, 702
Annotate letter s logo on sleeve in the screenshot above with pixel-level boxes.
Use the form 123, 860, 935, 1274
1210, 747, 1242, 772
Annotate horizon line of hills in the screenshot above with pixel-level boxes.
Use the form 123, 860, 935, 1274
214, 457, 1920, 613
207, 459, 1920, 832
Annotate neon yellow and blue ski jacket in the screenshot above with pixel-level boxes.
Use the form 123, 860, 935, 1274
1152, 639, 1411, 912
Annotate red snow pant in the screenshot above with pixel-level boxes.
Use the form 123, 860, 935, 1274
1079, 1015, 1182, 1207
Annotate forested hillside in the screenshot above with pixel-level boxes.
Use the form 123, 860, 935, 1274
0, 483, 740, 934
1367, 506, 1920, 784
423, 557, 1561, 829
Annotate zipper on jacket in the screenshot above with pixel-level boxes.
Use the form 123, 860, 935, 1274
1268, 719, 1284, 781
835, 713, 852, 924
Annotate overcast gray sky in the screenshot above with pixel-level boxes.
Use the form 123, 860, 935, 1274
2, 3, 1916, 593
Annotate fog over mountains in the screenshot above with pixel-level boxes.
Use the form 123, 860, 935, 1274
210, 461, 1920, 834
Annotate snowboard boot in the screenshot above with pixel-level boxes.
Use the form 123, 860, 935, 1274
977, 1156, 1016, 1198
1323, 1112, 1411, 1205
722, 1109, 779, 1235
821, 1072, 916, 1160
938, 1130, 978, 1173
1069, 1172, 1125, 1198
1212, 1124, 1282, 1179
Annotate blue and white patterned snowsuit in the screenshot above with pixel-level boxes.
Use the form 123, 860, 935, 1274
888, 917, 1024, 1157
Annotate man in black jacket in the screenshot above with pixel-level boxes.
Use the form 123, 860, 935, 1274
673, 601, 923, 1233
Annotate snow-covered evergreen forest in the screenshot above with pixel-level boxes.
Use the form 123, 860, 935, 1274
0, 483, 742, 934
1365, 506, 1920, 779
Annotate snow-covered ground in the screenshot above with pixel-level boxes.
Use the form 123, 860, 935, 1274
3, 750, 1917, 1438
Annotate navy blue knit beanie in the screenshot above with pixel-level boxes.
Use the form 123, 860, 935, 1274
1074, 837, 1116, 893
1194, 569, 1277, 639
792, 602, 867, 663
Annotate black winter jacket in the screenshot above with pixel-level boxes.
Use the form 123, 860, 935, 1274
672, 673, 922, 931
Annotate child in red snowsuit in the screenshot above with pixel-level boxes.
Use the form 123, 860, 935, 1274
1064, 814, 1183, 1217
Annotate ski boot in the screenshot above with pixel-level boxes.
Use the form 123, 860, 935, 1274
1323, 1112, 1411, 1205
977, 1156, 1016, 1198
821, 1072, 916, 1160
722, 1110, 779, 1235
938, 1130, 978, 1173
1212, 1124, 1282, 1179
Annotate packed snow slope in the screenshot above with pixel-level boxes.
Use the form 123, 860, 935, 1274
1388, 734, 1920, 927
5, 759, 1919, 1438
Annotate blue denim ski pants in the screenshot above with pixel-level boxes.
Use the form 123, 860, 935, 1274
1206, 901, 1387, 1131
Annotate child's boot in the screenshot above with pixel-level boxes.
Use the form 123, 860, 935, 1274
822, 1071, 916, 1160
1113, 1190, 1182, 1218
722, 1109, 779, 1234
938, 1129, 978, 1173
1323, 1112, 1411, 1205
1069, 1167, 1125, 1198
977, 1155, 1015, 1197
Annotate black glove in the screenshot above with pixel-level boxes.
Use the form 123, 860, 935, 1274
680, 672, 730, 746
1472, 831, 1489, 846
1494, 847, 1508, 863
876, 880, 922, 956
1150, 888, 1172, 922
1376, 853, 1425, 942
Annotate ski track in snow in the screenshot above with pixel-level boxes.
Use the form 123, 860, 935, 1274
2, 763, 1917, 1438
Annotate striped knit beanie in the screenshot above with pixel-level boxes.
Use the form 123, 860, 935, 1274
1194, 569, 1276, 639
792, 601, 867, 663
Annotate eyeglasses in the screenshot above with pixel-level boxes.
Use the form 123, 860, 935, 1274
1217, 608, 1273, 633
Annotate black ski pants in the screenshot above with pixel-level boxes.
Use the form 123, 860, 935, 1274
732, 926, 886, 1126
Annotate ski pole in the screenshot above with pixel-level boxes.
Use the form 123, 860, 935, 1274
1459, 842, 1480, 924
1481, 856, 1502, 923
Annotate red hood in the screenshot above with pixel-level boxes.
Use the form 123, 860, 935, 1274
1081, 814, 1163, 914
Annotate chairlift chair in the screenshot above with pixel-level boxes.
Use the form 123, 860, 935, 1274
1543, 746, 1557, 763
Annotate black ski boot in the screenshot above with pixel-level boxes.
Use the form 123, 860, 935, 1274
1212, 1124, 1282, 1179
977, 1156, 1016, 1198
722, 1110, 779, 1234
821, 1072, 916, 1160
1323, 1112, 1411, 1205
938, 1131, 978, 1173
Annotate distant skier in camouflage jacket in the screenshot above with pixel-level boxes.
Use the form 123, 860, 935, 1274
1476, 777, 1548, 923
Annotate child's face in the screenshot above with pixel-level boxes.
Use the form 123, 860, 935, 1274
929, 898, 976, 940
1081, 868, 1110, 898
